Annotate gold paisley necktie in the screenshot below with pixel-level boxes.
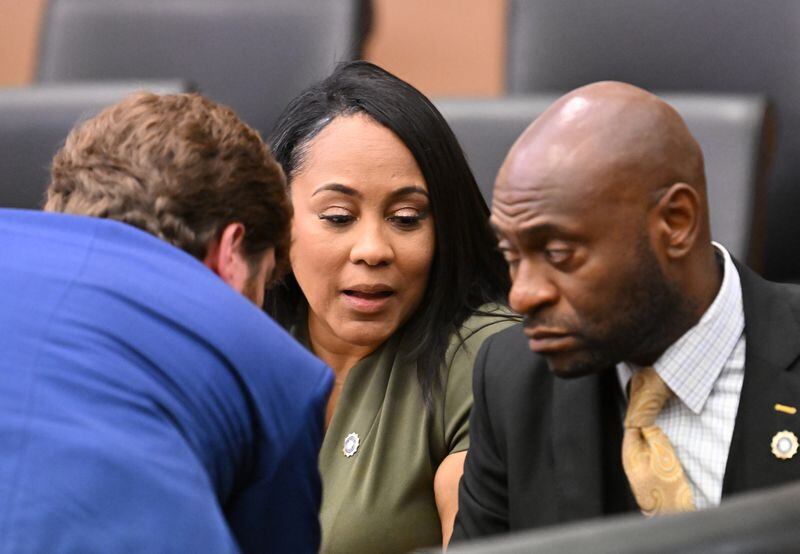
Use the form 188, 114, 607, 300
622, 366, 695, 516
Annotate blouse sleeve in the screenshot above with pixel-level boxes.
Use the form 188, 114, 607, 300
443, 310, 519, 454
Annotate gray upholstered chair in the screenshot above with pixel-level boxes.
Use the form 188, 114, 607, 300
0, 80, 187, 209
36, 0, 366, 136
504, 0, 799, 280
435, 94, 774, 269
438, 480, 800, 554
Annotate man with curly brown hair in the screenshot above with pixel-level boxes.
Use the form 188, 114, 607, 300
0, 92, 332, 553
45, 91, 293, 306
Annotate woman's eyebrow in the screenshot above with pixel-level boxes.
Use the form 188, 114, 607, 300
311, 183, 362, 198
311, 183, 428, 201
387, 186, 429, 201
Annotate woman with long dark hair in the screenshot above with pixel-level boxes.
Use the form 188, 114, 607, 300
266, 61, 517, 553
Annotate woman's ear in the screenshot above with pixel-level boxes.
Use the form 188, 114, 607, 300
203, 222, 250, 292
652, 182, 702, 260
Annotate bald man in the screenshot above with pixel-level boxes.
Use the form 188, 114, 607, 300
452, 82, 800, 539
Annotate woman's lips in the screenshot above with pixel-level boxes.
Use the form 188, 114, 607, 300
341, 288, 395, 313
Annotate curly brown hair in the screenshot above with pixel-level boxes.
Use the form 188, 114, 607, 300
45, 92, 291, 276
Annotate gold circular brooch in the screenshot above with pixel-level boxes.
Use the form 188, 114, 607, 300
771, 430, 798, 460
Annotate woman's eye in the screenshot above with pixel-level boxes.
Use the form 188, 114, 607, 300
318, 211, 354, 226
387, 208, 427, 229
389, 215, 421, 229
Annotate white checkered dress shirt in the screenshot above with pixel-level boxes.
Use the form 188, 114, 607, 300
617, 243, 745, 509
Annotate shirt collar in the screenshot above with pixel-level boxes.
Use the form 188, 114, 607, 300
616, 243, 744, 414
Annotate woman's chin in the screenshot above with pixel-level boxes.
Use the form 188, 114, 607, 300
336, 320, 398, 350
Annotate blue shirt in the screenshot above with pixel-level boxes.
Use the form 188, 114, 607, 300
0, 210, 333, 553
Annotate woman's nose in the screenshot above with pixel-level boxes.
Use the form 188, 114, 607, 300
349, 219, 395, 266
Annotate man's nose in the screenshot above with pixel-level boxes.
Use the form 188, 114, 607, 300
508, 260, 559, 315
349, 218, 395, 266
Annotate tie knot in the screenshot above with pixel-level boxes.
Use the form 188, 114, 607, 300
624, 366, 673, 428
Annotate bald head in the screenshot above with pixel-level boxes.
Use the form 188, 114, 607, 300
492, 82, 722, 374
498, 81, 707, 218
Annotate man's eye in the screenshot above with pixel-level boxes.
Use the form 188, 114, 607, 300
545, 248, 572, 264
498, 245, 520, 265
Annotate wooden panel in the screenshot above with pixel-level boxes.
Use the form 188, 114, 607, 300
0, 0, 47, 85
364, 0, 506, 97
0, 0, 507, 95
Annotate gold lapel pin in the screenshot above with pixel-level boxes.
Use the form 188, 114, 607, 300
771, 430, 798, 460
774, 403, 797, 415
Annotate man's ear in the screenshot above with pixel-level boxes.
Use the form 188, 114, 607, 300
652, 182, 703, 260
203, 222, 250, 293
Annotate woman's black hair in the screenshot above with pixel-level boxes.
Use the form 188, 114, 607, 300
266, 60, 511, 406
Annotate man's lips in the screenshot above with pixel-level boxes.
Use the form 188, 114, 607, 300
524, 328, 579, 353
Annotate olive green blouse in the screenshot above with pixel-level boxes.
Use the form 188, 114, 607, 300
294, 306, 517, 554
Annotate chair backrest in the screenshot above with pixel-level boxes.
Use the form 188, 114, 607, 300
37, 0, 365, 136
441, 480, 800, 554
0, 80, 188, 209
435, 93, 774, 268
504, 0, 800, 279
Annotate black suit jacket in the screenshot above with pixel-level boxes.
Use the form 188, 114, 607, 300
453, 263, 800, 540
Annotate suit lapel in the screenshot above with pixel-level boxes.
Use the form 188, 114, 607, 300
723, 263, 800, 495
551, 371, 619, 520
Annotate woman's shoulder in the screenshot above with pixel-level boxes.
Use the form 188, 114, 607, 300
445, 303, 520, 369
430, 304, 519, 455
455, 303, 520, 343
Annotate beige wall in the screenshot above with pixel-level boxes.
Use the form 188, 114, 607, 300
0, 0, 47, 85
0, 0, 506, 95
364, 0, 506, 97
